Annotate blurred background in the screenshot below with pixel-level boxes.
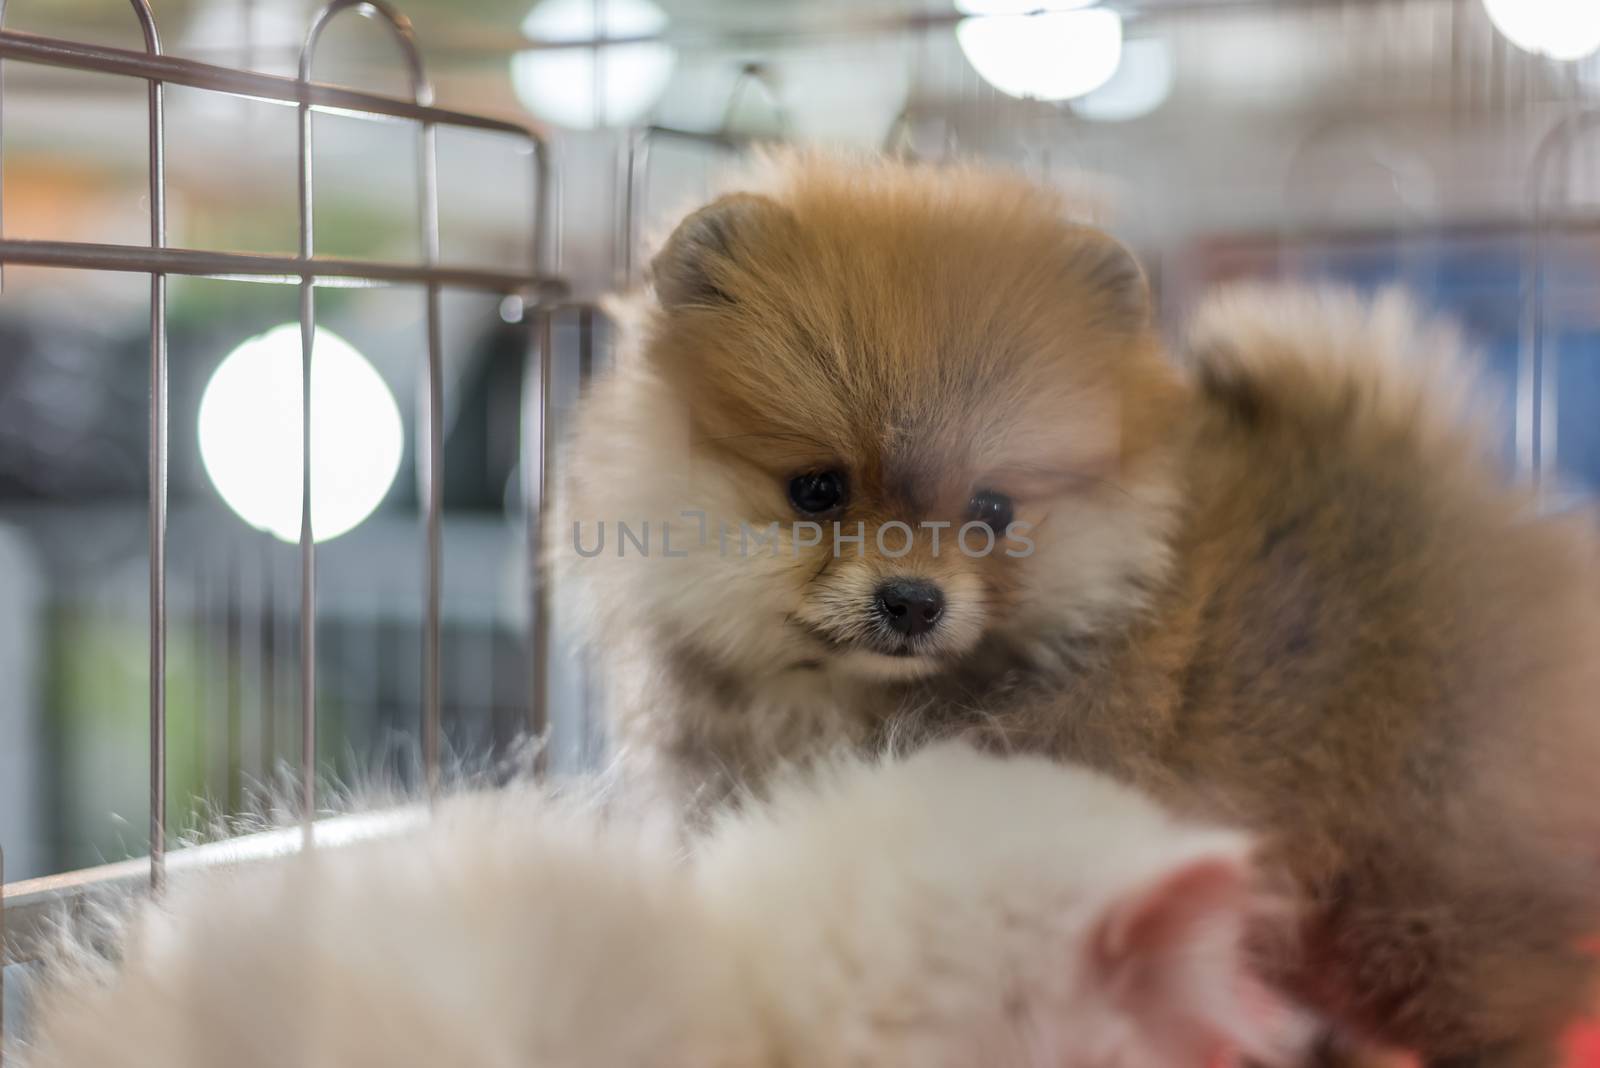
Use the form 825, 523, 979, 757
1, 0, 1598, 896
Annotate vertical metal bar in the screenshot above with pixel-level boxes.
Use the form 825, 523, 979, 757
611, 136, 629, 286
1524, 189, 1548, 479
302, 0, 443, 799
592, 0, 606, 130
1522, 113, 1588, 486
578, 304, 593, 383
261, 538, 276, 779
296, 40, 318, 846
1520, 202, 1541, 473
193, 561, 208, 797
226, 554, 242, 813
621, 130, 652, 289
124, 0, 170, 898
1538, 129, 1575, 481
193, 557, 209, 800
614, 131, 637, 288
523, 306, 551, 765
526, 125, 556, 771
537, 138, 558, 282
419, 112, 444, 803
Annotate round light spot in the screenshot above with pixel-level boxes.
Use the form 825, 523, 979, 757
956, 8, 1123, 102
198, 324, 402, 544
1483, 0, 1600, 62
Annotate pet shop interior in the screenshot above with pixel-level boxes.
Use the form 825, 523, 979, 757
2, 0, 1600, 1065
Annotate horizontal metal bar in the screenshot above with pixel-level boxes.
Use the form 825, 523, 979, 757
1, 808, 424, 965
0, 27, 543, 139
636, 124, 747, 151
0, 238, 567, 294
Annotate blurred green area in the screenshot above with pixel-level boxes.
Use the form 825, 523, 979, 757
48, 609, 348, 871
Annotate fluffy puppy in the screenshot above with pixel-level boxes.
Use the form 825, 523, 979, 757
555, 152, 1600, 1066
11, 746, 1305, 1068
698, 742, 1313, 1068
558, 153, 1181, 809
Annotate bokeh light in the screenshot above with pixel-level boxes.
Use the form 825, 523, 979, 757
198, 324, 402, 544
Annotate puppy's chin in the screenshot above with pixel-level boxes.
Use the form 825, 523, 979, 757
831, 648, 948, 681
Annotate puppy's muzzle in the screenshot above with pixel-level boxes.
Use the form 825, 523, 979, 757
874, 579, 945, 639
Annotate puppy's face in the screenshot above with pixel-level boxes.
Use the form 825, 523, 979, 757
568, 160, 1182, 683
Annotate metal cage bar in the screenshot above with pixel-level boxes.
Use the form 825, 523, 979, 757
0, 20, 566, 294
2, 809, 425, 965
0, 0, 565, 1034
522, 306, 552, 761
300, 0, 446, 804
616, 125, 746, 290
1521, 109, 1600, 486
297, 1, 322, 844
0, 25, 538, 134
0, 0, 172, 901
134, 0, 170, 899
0, 241, 551, 289
613, 65, 783, 289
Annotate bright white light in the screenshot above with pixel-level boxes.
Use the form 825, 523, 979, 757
511, 0, 676, 129
1483, 0, 1600, 62
957, 9, 1123, 102
1070, 36, 1173, 122
955, 0, 1095, 14
198, 324, 402, 544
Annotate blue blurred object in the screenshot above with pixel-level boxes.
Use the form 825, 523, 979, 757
1188, 225, 1599, 497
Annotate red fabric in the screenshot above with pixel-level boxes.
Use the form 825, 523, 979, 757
1567, 1021, 1600, 1068
1209, 1022, 1600, 1067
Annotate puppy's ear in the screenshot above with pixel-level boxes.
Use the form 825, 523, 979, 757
1089, 842, 1314, 1067
1063, 226, 1153, 331
1092, 851, 1248, 982
651, 193, 790, 310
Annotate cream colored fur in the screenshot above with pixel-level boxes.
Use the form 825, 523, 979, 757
14, 745, 1309, 1068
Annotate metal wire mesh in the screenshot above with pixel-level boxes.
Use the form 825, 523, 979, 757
0, 0, 564, 1044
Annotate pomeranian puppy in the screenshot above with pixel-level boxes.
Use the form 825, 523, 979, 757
12, 745, 1307, 1068
696, 742, 1312, 1068
555, 152, 1600, 1066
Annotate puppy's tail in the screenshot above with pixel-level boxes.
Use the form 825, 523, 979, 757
1185, 283, 1496, 462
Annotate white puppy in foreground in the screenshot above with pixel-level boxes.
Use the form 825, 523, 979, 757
15, 744, 1312, 1068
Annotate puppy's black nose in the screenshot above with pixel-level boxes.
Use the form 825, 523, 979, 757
875, 580, 945, 638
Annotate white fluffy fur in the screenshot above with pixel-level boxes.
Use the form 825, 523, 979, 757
15, 745, 1310, 1068
700, 745, 1312, 1068
15, 786, 747, 1068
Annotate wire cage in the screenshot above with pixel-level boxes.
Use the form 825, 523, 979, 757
5, 0, 1600, 1053
0, 0, 568, 1046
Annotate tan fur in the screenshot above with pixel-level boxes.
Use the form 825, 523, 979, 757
557, 151, 1181, 806
556, 152, 1600, 1066
962, 286, 1600, 1067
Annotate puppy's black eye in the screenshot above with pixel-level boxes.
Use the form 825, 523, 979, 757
968, 489, 1014, 532
788, 471, 847, 515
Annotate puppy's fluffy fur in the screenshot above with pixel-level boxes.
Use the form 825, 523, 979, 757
557, 152, 1600, 1065
13, 745, 1306, 1068
696, 744, 1311, 1068
561, 154, 1182, 806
